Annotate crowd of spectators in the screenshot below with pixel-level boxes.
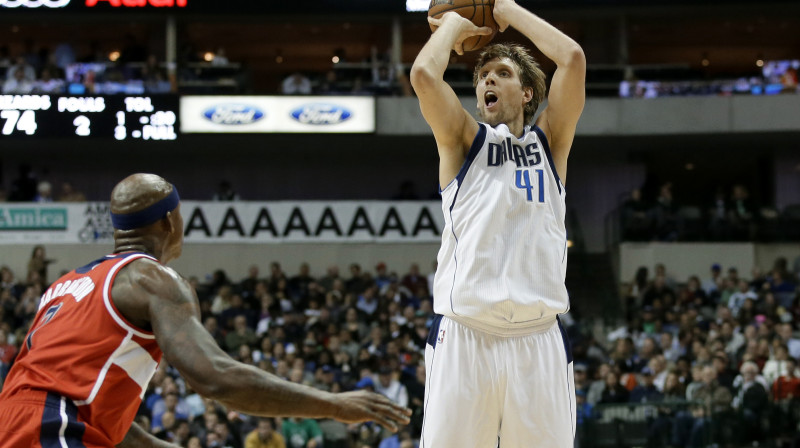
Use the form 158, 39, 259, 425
620, 182, 800, 242
573, 257, 800, 447
0, 165, 86, 203
0, 38, 175, 96
280, 48, 413, 97
2, 244, 800, 447
619, 60, 799, 98
1, 255, 436, 448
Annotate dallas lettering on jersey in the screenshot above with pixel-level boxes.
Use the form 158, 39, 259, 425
85, 0, 187, 6
487, 137, 542, 168
38, 277, 96, 311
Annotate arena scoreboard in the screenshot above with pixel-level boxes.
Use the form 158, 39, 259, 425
0, 95, 179, 140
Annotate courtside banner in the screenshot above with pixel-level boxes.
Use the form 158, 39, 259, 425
180, 96, 375, 133
0, 202, 443, 244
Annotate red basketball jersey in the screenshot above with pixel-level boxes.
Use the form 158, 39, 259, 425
0, 252, 164, 446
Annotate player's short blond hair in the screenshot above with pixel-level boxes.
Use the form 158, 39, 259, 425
473, 43, 546, 125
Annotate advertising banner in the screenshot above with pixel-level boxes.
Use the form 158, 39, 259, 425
180, 96, 375, 133
0, 201, 443, 244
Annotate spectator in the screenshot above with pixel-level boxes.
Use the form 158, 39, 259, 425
213, 180, 241, 201
599, 370, 629, 404
281, 417, 323, 448
762, 344, 793, 386
378, 429, 417, 448
650, 182, 680, 241
152, 391, 191, 432
211, 285, 235, 315
777, 323, 800, 360
35, 67, 65, 94
373, 366, 409, 408
281, 73, 312, 95
26, 245, 54, 285
727, 280, 757, 318
33, 181, 53, 203
288, 263, 314, 303
728, 185, 755, 240
708, 186, 730, 240
621, 187, 651, 241
629, 366, 663, 403
733, 361, 768, 444
57, 181, 86, 202
6, 56, 36, 81
225, 315, 258, 352
356, 286, 379, 317
315, 70, 344, 95
374, 262, 392, 291
244, 418, 285, 448
0, 328, 17, 383
212, 47, 230, 66
2, 67, 35, 94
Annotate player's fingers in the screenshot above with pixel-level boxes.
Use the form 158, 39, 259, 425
477, 26, 494, 35
370, 413, 400, 433
454, 41, 464, 56
373, 401, 412, 424
427, 16, 443, 27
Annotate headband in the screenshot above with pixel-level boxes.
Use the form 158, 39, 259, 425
110, 186, 180, 230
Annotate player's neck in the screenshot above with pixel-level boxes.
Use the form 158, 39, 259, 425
113, 235, 161, 260
496, 116, 525, 138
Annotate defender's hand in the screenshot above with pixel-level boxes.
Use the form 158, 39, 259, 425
428, 12, 494, 55
493, 0, 519, 32
329, 390, 412, 432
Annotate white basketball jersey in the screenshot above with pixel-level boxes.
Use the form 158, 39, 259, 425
433, 122, 569, 334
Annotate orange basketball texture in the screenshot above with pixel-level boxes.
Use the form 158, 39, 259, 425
428, 0, 498, 52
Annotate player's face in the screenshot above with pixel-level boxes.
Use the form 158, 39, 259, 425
476, 57, 531, 128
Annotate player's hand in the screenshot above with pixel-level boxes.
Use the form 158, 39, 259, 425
329, 390, 412, 432
493, 0, 518, 32
428, 12, 494, 55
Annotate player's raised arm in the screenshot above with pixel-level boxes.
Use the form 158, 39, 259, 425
494, 0, 585, 182
115, 260, 411, 432
410, 12, 492, 187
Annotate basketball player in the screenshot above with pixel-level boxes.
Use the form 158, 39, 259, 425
410, 0, 585, 446
0, 174, 411, 448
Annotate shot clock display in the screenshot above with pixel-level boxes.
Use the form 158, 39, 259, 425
0, 95, 179, 140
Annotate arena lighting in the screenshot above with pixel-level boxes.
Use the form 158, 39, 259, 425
406, 0, 427, 12
84, 0, 187, 6
0, 0, 71, 8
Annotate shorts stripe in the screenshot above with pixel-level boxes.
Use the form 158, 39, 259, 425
557, 317, 573, 364
41, 393, 86, 448
426, 314, 444, 348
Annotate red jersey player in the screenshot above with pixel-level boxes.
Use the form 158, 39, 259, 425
0, 173, 410, 448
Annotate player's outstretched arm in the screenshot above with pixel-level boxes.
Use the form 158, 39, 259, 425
494, 0, 585, 182
410, 12, 492, 187
117, 260, 411, 432
116, 421, 178, 448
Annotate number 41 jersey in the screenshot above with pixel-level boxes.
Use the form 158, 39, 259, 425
433, 123, 570, 335
0, 252, 163, 446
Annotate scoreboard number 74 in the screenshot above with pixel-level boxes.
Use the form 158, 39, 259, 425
1, 110, 37, 135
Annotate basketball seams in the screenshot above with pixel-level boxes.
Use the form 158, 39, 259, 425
429, 0, 495, 51
428, 1, 493, 17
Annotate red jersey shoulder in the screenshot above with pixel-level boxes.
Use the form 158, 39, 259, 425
37, 253, 156, 314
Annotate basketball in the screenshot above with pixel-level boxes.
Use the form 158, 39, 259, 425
428, 0, 498, 52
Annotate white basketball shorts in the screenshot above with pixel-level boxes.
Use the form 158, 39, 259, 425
421, 315, 576, 448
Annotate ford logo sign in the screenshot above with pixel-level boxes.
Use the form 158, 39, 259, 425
203, 104, 264, 125
290, 104, 351, 125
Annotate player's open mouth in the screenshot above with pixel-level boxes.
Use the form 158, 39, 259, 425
484, 91, 498, 109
